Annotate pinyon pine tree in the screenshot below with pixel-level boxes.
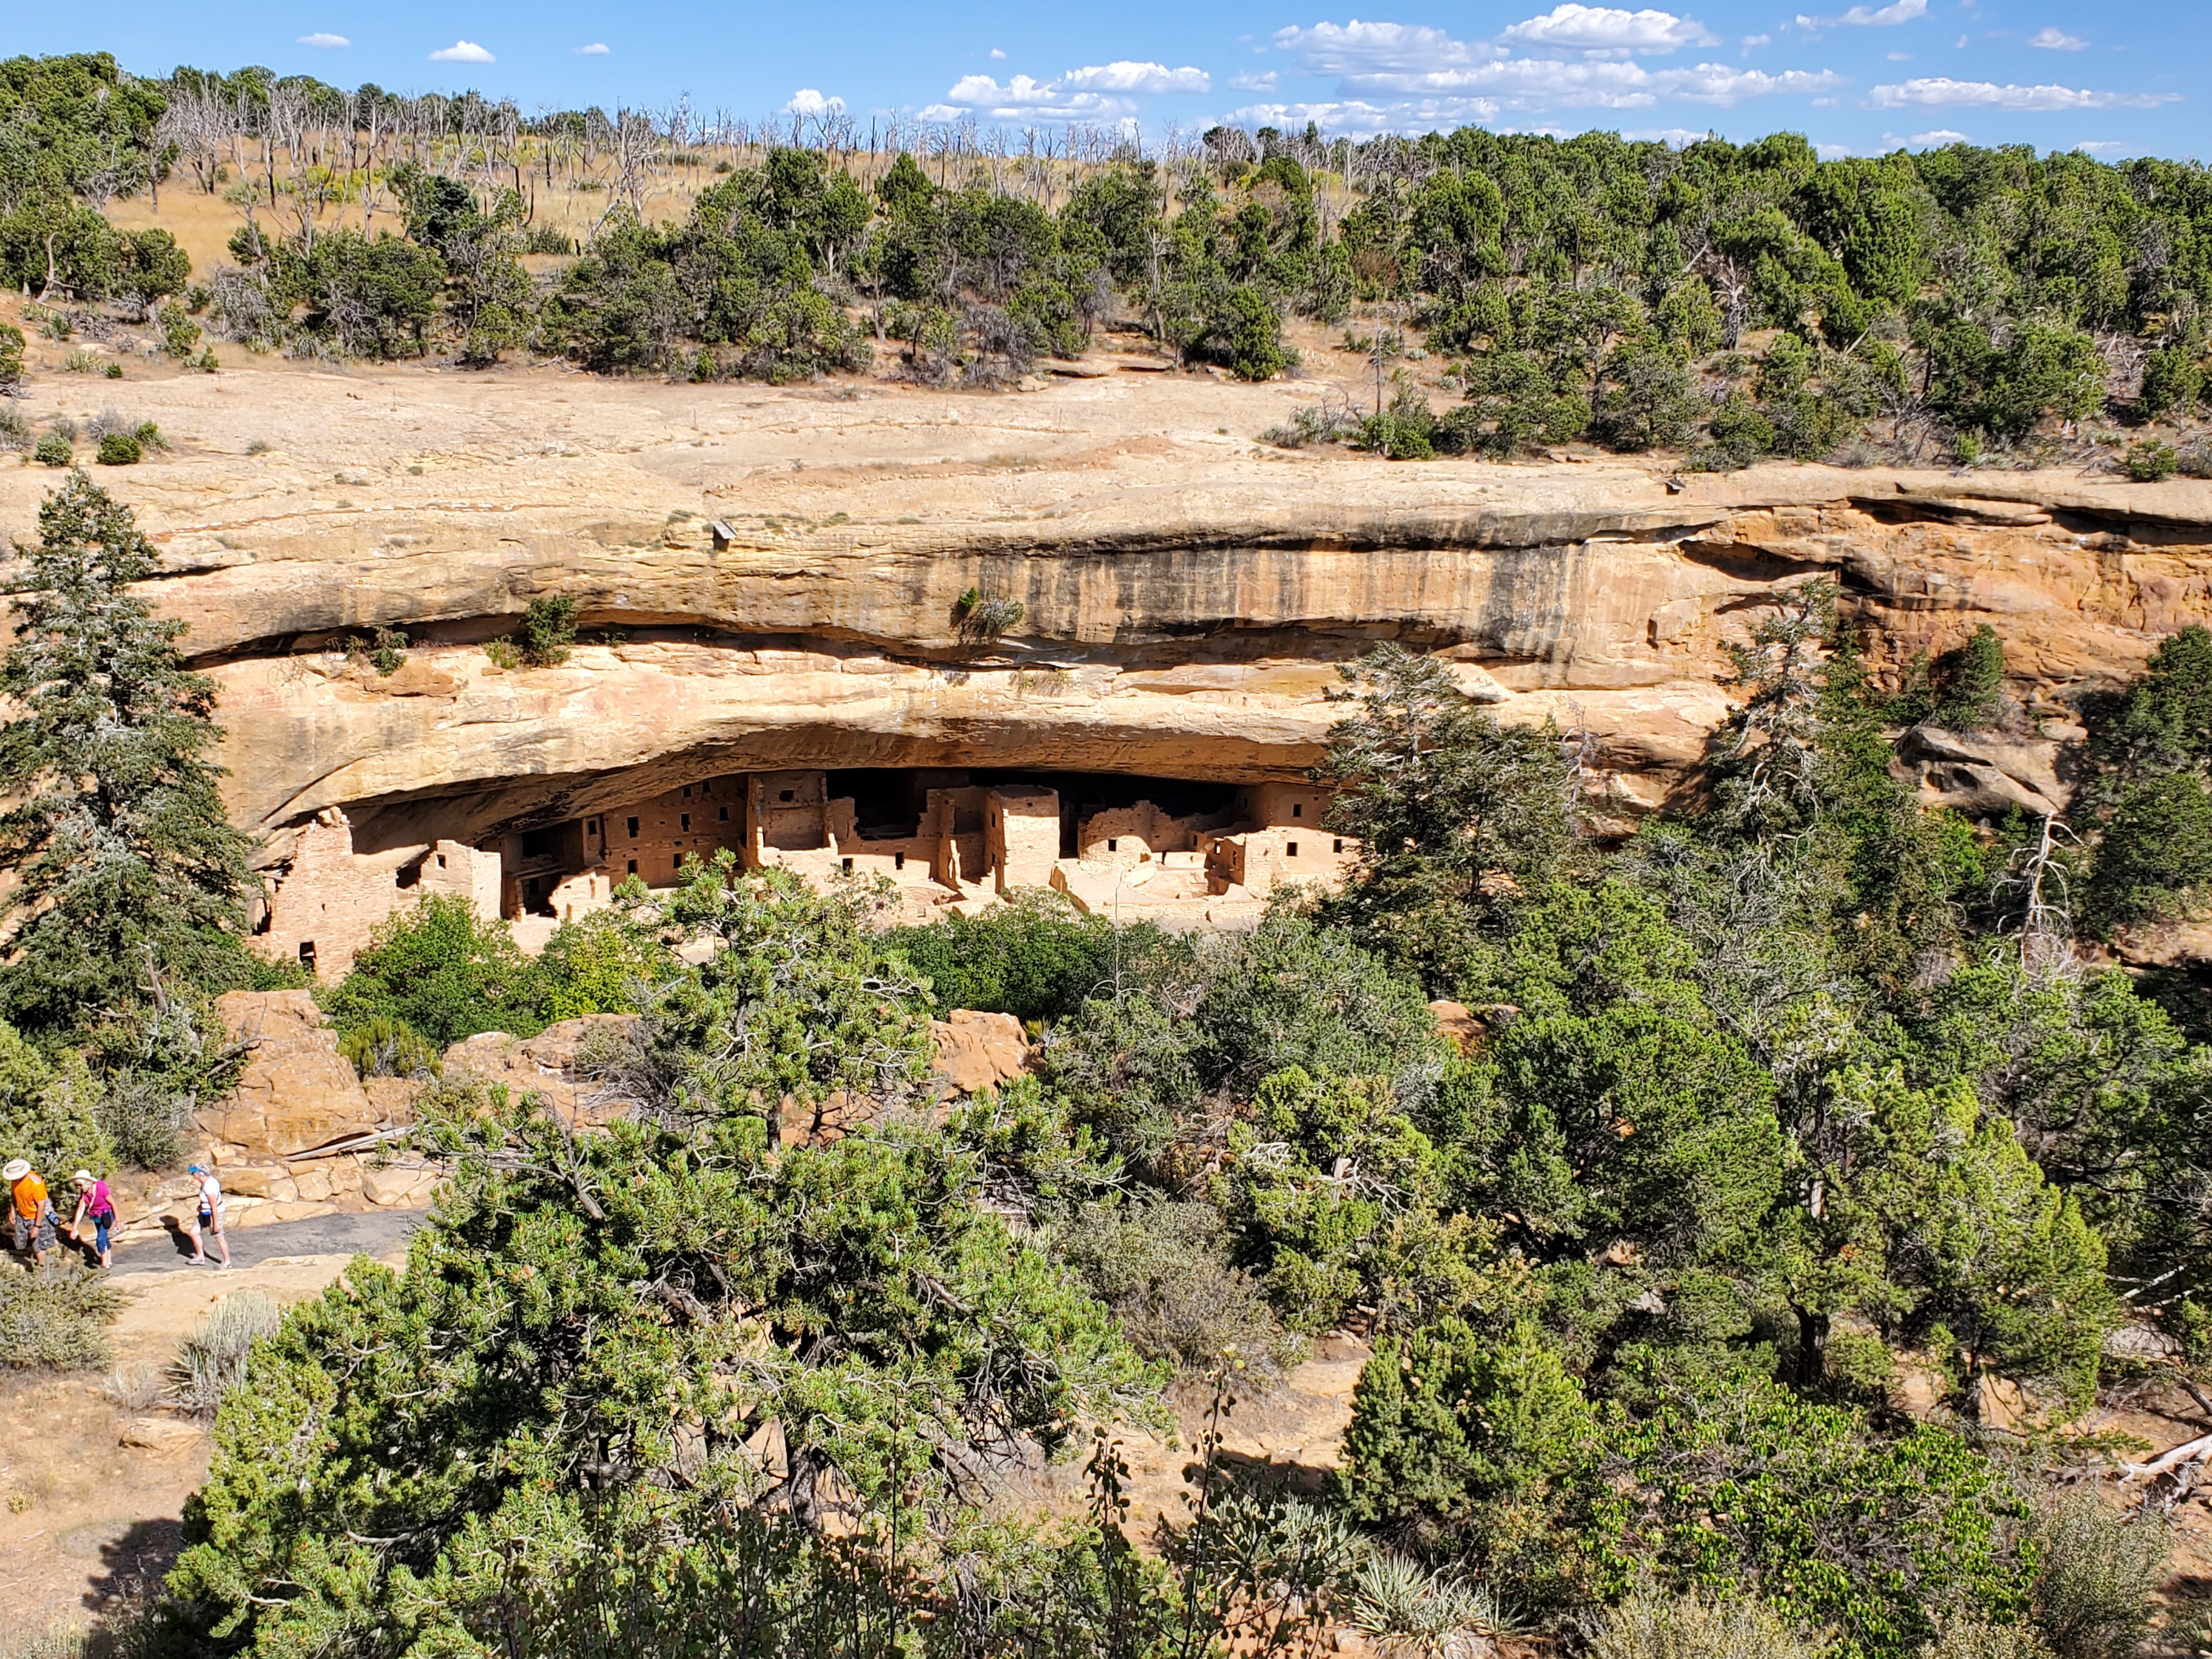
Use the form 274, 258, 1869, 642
0, 471, 262, 1032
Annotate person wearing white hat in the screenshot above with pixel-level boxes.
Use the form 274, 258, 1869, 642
5, 1159, 57, 1267
69, 1170, 116, 1269
186, 1164, 229, 1268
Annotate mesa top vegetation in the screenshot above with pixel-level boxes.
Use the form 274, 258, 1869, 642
5, 50, 2212, 467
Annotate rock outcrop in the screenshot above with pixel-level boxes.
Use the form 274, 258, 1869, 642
205, 991, 385, 1158
7, 369, 2210, 911
929, 1011, 1030, 1095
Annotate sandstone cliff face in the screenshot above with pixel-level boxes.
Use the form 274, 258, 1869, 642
3, 368, 2205, 850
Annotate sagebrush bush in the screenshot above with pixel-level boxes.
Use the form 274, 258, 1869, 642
168, 1291, 281, 1416
33, 431, 70, 466
1052, 1199, 1306, 1385
1584, 1587, 1833, 1659
2029, 1489, 2168, 1658
97, 432, 142, 466
0, 1262, 128, 1371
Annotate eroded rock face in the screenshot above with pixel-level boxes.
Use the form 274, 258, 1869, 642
930, 1011, 1030, 1096
7, 371, 2206, 874
441, 1015, 637, 1120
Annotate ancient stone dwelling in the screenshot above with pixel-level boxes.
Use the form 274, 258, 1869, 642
251, 771, 1354, 978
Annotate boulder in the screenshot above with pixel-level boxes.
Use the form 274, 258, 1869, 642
202, 991, 382, 1158
929, 1011, 1028, 1095
441, 1015, 636, 1120
120, 1418, 203, 1456
1428, 1000, 1486, 1054
360, 1164, 439, 1207
1893, 721, 2077, 819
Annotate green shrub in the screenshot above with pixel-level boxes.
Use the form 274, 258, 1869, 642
33, 431, 70, 467
368, 627, 407, 675
1708, 392, 1776, 466
96, 432, 142, 466
2137, 346, 2202, 417
320, 894, 546, 1047
0, 407, 27, 452
1934, 624, 2007, 731
2028, 1488, 2168, 1659
0, 1261, 128, 1370
1216, 284, 1287, 381
952, 588, 1025, 642
0, 320, 24, 390
62, 348, 101, 374
1917, 1622, 2057, 1659
517, 594, 578, 667
887, 893, 1126, 1021
539, 909, 668, 1020
0, 1022, 114, 1186
167, 1290, 281, 1416
156, 299, 202, 359
2089, 773, 2212, 924
2123, 439, 2178, 483
1346, 1554, 1526, 1652
337, 1015, 441, 1080
104, 362, 122, 379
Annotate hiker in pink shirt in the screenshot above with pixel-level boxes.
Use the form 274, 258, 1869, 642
69, 1170, 117, 1268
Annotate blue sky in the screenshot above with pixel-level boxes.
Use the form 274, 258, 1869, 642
14, 0, 2205, 159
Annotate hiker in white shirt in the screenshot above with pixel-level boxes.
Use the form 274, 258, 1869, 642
187, 1163, 230, 1268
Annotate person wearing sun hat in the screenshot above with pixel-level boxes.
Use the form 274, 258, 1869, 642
69, 1170, 117, 1269
186, 1163, 229, 1268
5, 1158, 57, 1267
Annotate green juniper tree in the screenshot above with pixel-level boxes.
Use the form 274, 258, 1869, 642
0, 471, 263, 1034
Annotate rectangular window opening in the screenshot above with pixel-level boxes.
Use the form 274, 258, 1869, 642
841, 856, 854, 872
626, 817, 640, 838
627, 859, 637, 875
779, 789, 795, 803
1333, 838, 1344, 853
719, 806, 729, 821
298, 941, 318, 974
681, 814, 691, 831
1292, 803, 1302, 818
894, 851, 906, 870
1286, 842, 1299, 857
1107, 838, 1118, 852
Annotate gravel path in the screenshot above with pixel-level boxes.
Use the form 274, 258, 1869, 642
109, 1208, 424, 1275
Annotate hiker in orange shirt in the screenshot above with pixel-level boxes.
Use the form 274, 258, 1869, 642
4, 1159, 58, 1268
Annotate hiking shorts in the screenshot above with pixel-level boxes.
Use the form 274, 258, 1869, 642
14, 1210, 55, 1252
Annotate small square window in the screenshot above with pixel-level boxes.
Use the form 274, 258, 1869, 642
436, 853, 448, 868
1292, 803, 1302, 818
1286, 842, 1300, 857
682, 785, 691, 798
779, 789, 795, 803
627, 816, 640, 838
1107, 838, 1118, 852
841, 856, 854, 872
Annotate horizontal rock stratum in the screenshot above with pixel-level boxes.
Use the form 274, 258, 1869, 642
4, 364, 2207, 850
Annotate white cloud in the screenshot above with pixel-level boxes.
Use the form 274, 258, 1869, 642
574, 42, 610, 55
989, 47, 1006, 59
2028, 26, 2088, 49
1274, 19, 1840, 109
1869, 76, 2177, 109
1910, 126, 1969, 142
1816, 140, 1853, 156
1887, 52, 1911, 60
297, 32, 349, 48
1797, 0, 1926, 27
2075, 140, 2129, 155
1742, 31, 1771, 47
1622, 125, 1715, 143
428, 40, 494, 63
938, 60, 1207, 118
1228, 97, 1497, 133
1231, 69, 1280, 91
1061, 61, 1209, 93
1497, 4, 1718, 58
782, 89, 846, 116
1272, 21, 1496, 77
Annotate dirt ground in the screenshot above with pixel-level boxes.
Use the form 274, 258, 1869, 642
0, 1245, 409, 1642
